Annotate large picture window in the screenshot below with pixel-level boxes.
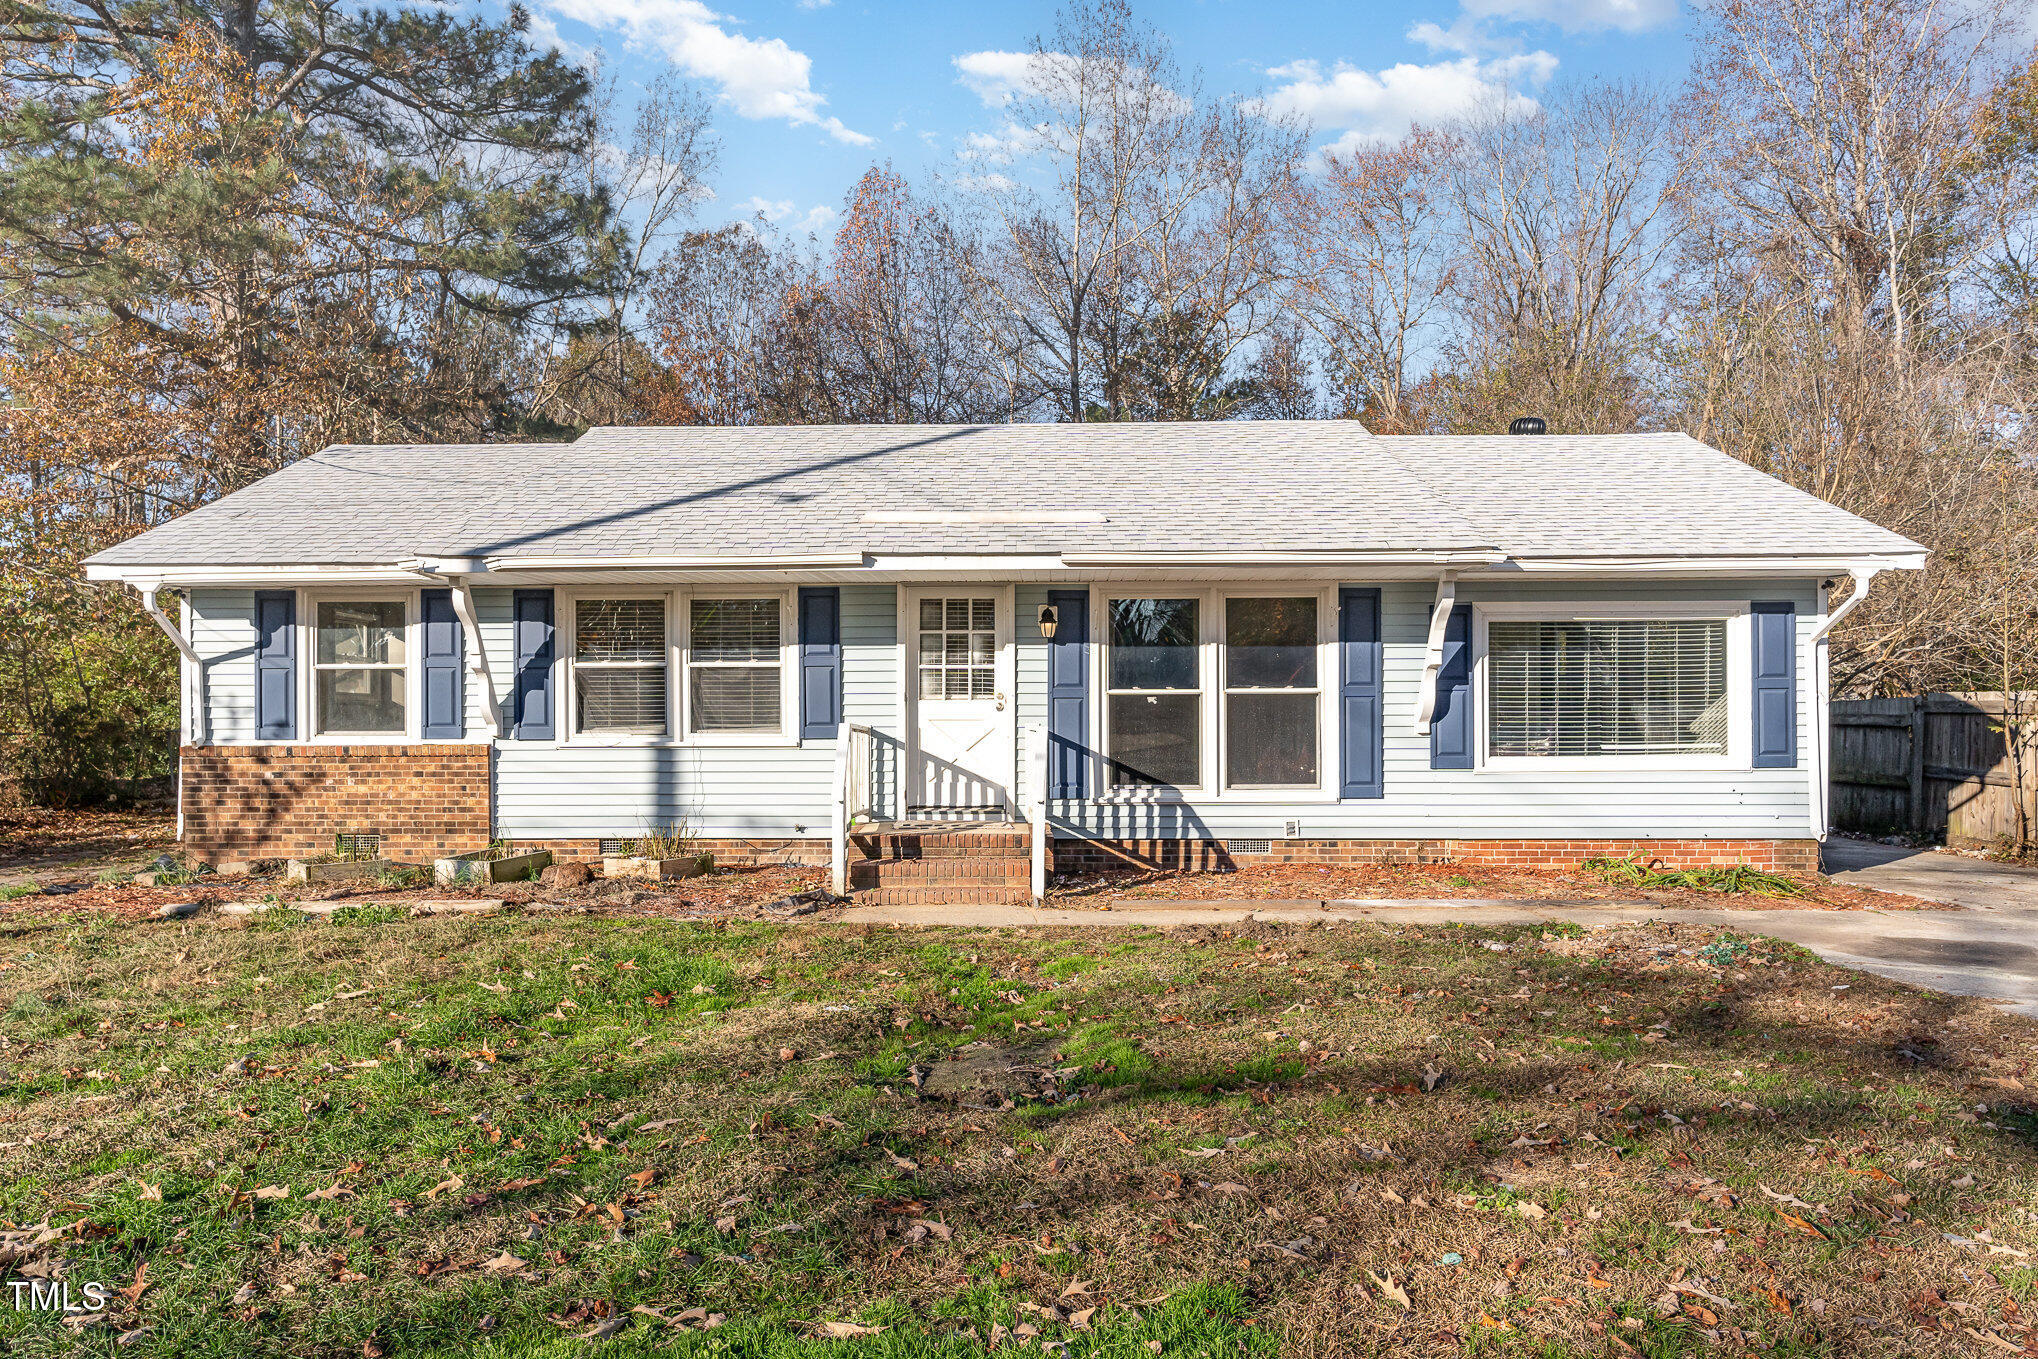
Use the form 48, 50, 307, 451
575, 598, 669, 736
1105, 597, 1201, 788
1487, 618, 1729, 758
1224, 597, 1319, 787
689, 597, 783, 734
314, 600, 406, 734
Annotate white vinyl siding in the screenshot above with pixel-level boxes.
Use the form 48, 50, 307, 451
491, 584, 900, 840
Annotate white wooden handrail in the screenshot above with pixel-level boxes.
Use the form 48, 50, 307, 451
1024, 722, 1049, 903
831, 723, 877, 896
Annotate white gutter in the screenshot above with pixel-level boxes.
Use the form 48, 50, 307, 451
403, 559, 503, 736
1807, 567, 1882, 842
1060, 549, 1507, 568
1412, 572, 1459, 735
482, 553, 866, 571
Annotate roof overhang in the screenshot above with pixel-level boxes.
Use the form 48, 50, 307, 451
83, 546, 1926, 589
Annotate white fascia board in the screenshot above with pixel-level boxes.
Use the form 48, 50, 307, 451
1059, 549, 1508, 568
483, 553, 868, 571
1495, 552, 1928, 576
83, 562, 459, 586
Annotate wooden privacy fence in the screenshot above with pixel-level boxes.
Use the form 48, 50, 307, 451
1830, 693, 2038, 848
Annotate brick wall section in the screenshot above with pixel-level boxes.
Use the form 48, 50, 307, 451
1053, 836, 1820, 875
182, 745, 491, 864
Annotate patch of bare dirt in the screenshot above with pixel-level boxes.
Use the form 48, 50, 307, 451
1051, 860, 1936, 911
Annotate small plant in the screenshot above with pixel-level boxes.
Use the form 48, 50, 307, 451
1580, 853, 1803, 898
1697, 935, 1753, 967
0, 883, 41, 902
371, 865, 428, 890
628, 817, 700, 861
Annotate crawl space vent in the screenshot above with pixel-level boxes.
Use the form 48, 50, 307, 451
1228, 838, 1272, 855
334, 831, 381, 860
598, 838, 630, 856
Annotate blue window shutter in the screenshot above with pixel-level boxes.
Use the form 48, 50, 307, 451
420, 589, 465, 740
1430, 603, 1473, 770
254, 590, 297, 741
511, 588, 555, 740
1751, 601, 1797, 768
798, 586, 842, 739
1338, 587, 1384, 798
1046, 589, 1090, 799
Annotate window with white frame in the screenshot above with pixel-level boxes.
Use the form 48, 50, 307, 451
1486, 618, 1729, 758
688, 597, 782, 734
1224, 596, 1319, 787
314, 600, 407, 734
1105, 597, 1201, 788
574, 598, 669, 736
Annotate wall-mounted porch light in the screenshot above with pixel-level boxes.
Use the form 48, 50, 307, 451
1037, 604, 1059, 639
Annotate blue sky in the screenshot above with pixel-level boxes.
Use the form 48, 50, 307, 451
518, 0, 1696, 238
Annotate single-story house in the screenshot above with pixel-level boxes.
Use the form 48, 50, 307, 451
84, 421, 1925, 902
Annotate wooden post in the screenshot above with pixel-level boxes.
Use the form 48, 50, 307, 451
1907, 693, 1930, 837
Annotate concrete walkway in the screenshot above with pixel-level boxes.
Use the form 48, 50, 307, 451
836, 842, 2038, 1016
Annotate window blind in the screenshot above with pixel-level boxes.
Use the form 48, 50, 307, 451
575, 599, 665, 663
1488, 618, 1728, 758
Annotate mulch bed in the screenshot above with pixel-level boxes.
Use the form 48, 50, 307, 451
1049, 860, 1936, 911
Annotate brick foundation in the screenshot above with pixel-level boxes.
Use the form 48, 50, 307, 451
181, 745, 491, 864
1053, 836, 1820, 875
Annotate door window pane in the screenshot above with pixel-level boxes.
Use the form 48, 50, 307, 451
918, 597, 997, 702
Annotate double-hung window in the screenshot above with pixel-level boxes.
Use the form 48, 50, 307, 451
688, 597, 783, 735
314, 600, 407, 735
1105, 597, 1202, 789
1224, 596, 1320, 787
1486, 617, 1730, 759
574, 598, 669, 737
1101, 590, 1328, 794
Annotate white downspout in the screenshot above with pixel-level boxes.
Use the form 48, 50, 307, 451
1413, 572, 1459, 735
137, 584, 200, 665
1806, 568, 1881, 843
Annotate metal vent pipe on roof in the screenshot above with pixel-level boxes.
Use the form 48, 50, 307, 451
1508, 416, 1547, 435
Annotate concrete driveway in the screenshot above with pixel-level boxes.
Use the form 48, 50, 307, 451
839, 839, 2038, 1016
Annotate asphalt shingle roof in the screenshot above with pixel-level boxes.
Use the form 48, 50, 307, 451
86, 422, 1922, 567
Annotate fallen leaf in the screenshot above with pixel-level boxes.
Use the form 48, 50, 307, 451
251, 1185, 290, 1201
1367, 1271, 1411, 1308
817, 1321, 884, 1338
481, 1252, 525, 1272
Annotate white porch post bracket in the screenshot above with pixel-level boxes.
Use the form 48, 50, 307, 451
1412, 571, 1459, 735
1807, 566, 1882, 842
444, 579, 503, 737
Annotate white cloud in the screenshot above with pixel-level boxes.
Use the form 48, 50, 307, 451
523, 11, 596, 67
960, 121, 1044, 166
1457, 0, 1675, 33
953, 50, 1042, 107
798, 0, 833, 7
738, 196, 839, 234
536, 0, 872, 144
1260, 52, 1555, 151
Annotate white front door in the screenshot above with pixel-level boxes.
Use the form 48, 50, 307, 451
906, 589, 1015, 815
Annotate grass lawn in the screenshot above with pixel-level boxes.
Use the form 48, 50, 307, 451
1, 907, 2034, 1357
